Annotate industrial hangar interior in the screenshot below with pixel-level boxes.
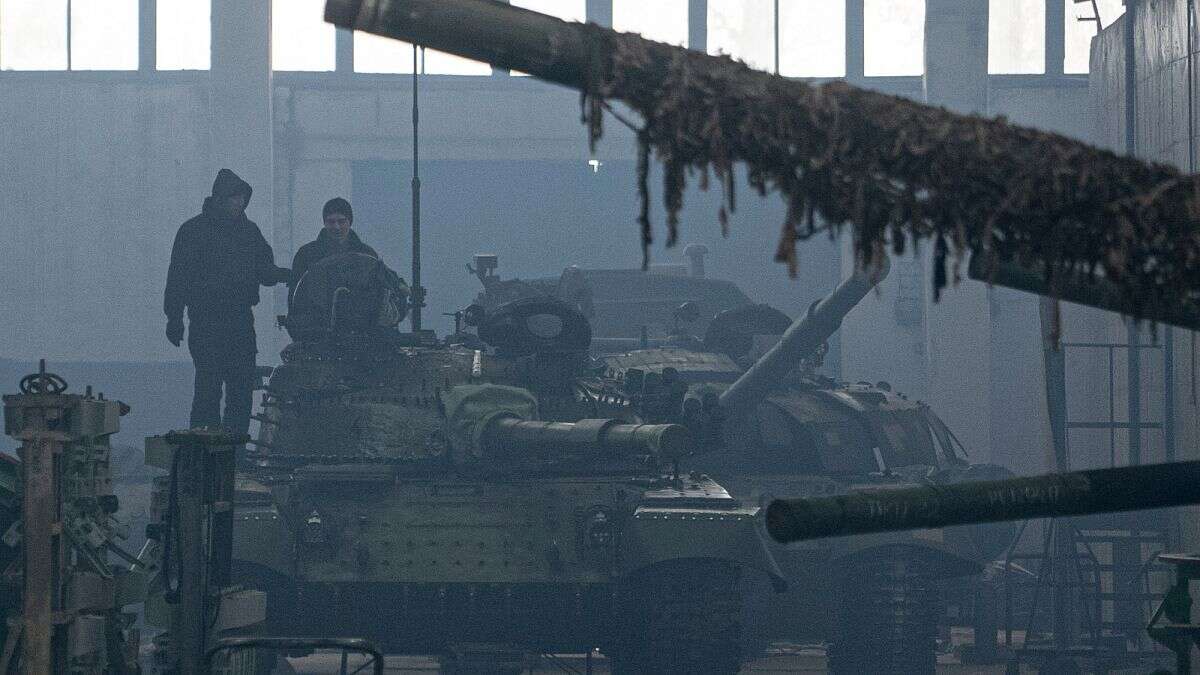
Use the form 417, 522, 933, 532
1, 0, 1200, 673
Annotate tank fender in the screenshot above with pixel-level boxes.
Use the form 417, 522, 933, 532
819, 533, 981, 579
623, 505, 788, 591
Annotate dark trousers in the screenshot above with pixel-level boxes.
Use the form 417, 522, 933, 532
187, 309, 257, 438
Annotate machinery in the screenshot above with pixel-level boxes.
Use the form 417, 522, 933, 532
231, 252, 783, 674
0, 364, 144, 674
138, 430, 268, 675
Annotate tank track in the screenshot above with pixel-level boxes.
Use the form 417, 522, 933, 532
607, 559, 743, 675
827, 551, 939, 675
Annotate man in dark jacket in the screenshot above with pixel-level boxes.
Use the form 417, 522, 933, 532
288, 197, 378, 308
164, 169, 288, 437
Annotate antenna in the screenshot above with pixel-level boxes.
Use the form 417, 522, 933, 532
410, 44, 426, 331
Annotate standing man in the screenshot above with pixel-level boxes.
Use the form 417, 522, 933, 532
288, 197, 378, 306
164, 168, 288, 437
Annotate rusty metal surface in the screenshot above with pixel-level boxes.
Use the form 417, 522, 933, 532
20, 434, 59, 674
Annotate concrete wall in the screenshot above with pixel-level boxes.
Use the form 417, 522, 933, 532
1086, 0, 1199, 477
0, 12, 1111, 472
987, 80, 1093, 474
838, 0, 1095, 474
0, 69, 849, 360
0, 76, 213, 364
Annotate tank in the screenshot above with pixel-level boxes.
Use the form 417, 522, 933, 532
231, 252, 783, 674
469, 255, 1013, 672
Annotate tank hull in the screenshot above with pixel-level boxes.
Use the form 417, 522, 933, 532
234, 472, 777, 658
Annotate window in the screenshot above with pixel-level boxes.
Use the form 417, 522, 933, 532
354, 32, 410, 74
272, 0, 335, 71
1, 0, 69, 70
1, 0, 141, 71
422, 50, 491, 75
988, 0, 1045, 74
1064, 0, 1125, 73
510, 0, 585, 75
157, 0, 210, 70
354, 33, 492, 75
863, 0, 925, 76
71, 0, 138, 71
779, 0, 846, 78
613, 0, 688, 47
509, 0, 585, 23
707, 0, 775, 72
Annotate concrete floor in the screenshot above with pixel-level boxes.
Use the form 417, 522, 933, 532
274, 631, 1176, 674
278, 650, 1035, 674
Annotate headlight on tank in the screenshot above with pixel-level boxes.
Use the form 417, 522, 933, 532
584, 508, 613, 549
303, 510, 326, 545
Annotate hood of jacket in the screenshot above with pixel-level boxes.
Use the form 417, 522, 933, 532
202, 169, 253, 220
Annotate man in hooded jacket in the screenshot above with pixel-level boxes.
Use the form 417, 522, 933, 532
164, 169, 289, 437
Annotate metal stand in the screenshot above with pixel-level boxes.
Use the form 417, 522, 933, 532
999, 306, 1174, 673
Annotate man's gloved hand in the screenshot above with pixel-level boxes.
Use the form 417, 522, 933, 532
166, 318, 184, 347
270, 266, 292, 285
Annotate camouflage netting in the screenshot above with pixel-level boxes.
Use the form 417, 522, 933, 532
576, 25, 1200, 316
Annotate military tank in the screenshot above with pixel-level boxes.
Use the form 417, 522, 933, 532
231, 252, 783, 674
605, 261, 1019, 674
470, 255, 1014, 672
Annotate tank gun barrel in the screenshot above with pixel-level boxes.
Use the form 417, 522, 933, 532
718, 258, 889, 417
485, 417, 688, 460
326, 0, 1200, 328
766, 459, 1200, 544
326, 0, 593, 89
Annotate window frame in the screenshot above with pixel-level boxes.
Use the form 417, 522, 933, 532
0, 0, 1100, 84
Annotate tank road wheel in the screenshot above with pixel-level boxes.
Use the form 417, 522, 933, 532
827, 551, 940, 675
607, 559, 744, 675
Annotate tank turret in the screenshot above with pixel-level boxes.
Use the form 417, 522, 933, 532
285, 251, 410, 344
